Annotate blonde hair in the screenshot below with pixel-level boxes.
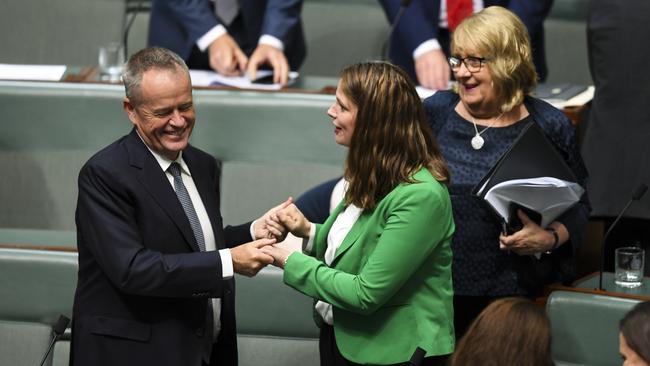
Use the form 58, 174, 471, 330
452, 6, 537, 113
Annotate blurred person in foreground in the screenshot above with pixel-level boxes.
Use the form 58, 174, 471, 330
71, 47, 288, 366
449, 297, 554, 366
619, 302, 650, 366
423, 6, 589, 337
264, 62, 456, 365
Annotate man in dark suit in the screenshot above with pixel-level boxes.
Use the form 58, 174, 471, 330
379, 0, 552, 89
582, 0, 650, 270
70, 47, 286, 366
149, 0, 306, 85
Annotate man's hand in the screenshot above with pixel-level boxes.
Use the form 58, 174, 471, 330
247, 44, 289, 85
208, 34, 248, 76
415, 48, 450, 90
230, 238, 275, 277
253, 197, 293, 241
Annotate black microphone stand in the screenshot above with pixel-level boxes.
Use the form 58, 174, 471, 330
38, 315, 70, 366
597, 184, 648, 291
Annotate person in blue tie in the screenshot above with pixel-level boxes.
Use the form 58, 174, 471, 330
379, 0, 553, 90
70, 47, 289, 366
149, 0, 306, 85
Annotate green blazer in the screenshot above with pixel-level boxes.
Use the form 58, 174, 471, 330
284, 168, 455, 364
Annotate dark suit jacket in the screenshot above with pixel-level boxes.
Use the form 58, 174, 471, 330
70, 129, 251, 366
379, 0, 552, 82
148, 0, 306, 71
583, 0, 650, 219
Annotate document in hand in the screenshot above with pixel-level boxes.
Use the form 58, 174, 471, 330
473, 121, 585, 231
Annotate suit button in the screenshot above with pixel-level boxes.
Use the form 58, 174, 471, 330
225, 289, 232, 295
196, 327, 204, 337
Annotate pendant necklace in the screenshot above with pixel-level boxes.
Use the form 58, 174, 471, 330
470, 113, 503, 150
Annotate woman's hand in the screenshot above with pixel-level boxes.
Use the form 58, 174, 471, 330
270, 203, 312, 239
499, 210, 559, 255
253, 197, 293, 241
260, 244, 292, 269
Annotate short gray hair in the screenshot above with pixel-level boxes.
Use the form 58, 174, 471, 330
122, 47, 190, 106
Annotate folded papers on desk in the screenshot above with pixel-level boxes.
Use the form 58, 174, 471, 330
474, 121, 585, 231
189, 69, 298, 90
0, 63, 67, 81
533, 83, 594, 109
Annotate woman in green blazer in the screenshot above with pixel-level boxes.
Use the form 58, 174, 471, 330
263, 62, 455, 366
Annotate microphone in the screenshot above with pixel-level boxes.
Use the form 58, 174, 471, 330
409, 347, 426, 365
597, 183, 648, 290
122, 0, 145, 61
38, 315, 71, 366
382, 0, 413, 61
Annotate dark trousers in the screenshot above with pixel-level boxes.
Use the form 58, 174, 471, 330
319, 325, 448, 366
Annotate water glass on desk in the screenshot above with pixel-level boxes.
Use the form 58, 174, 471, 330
615, 247, 645, 288
98, 42, 125, 82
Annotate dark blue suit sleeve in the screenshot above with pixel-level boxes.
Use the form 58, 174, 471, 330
260, 0, 303, 43
379, 0, 440, 55
295, 177, 342, 224
152, 0, 220, 45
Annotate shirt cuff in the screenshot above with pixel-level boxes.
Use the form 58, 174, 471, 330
412, 39, 442, 60
258, 34, 284, 52
302, 223, 316, 254
248, 220, 257, 240
197, 24, 228, 52
221, 249, 234, 279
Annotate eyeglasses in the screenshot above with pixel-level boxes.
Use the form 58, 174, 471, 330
448, 56, 489, 73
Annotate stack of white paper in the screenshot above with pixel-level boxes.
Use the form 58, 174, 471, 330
484, 177, 585, 227
189, 69, 298, 90
0, 63, 67, 81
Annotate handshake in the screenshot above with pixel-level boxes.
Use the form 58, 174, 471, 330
231, 197, 312, 277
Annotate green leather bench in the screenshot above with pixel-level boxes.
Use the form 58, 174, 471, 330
0, 247, 319, 366
0, 81, 343, 234
546, 290, 640, 366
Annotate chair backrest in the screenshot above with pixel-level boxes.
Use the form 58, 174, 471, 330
546, 290, 640, 366
0, 0, 126, 66
0, 248, 77, 366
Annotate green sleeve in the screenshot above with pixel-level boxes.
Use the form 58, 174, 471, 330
284, 183, 452, 315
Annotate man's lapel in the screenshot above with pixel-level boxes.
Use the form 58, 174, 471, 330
124, 130, 200, 252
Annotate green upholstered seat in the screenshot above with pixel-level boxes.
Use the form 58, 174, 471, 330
546, 290, 640, 366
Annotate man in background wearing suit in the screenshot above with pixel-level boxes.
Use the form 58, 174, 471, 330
70, 47, 287, 366
149, 0, 306, 85
379, 0, 552, 89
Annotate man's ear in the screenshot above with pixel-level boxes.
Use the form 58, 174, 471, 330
123, 97, 137, 126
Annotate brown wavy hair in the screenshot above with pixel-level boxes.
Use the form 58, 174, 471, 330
450, 297, 553, 366
620, 301, 650, 363
340, 62, 450, 210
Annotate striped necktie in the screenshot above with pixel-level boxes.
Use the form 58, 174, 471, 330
168, 162, 205, 251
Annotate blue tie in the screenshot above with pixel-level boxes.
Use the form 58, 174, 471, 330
168, 162, 205, 251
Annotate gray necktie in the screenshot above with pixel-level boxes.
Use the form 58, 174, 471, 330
168, 162, 205, 251
215, 0, 240, 26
